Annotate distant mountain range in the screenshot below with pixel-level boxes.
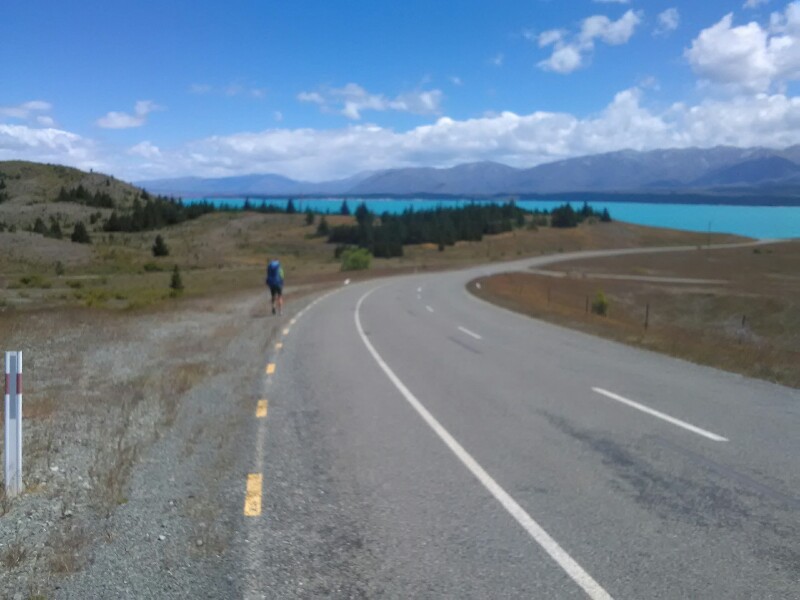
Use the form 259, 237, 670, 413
136, 146, 800, 202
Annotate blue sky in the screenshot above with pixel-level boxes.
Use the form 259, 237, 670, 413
2, 0, 800, 181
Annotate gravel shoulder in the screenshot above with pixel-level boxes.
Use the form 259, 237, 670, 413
0, 284, 328, 599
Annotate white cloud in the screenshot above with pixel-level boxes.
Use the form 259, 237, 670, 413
655, 8, 680, 36
685, 4, 800, 93
8, 90, 800, 184
744, 0, 770, 9
111, 87, 800, 182
96, 100, 163, 129
538, 10, 642, 74
0, 100, 53, 121
191, 82, 266, 99
129, 141, 161, 159
593, 0, 631, 3
449, 76, 463, 86
274, 111, 284, 122
0, 123, 102, 172
491, 53, 505, 67
297, 83, 443, 120
189, 83, 212, 95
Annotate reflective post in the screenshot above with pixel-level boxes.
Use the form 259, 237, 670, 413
4, 351, 23, 497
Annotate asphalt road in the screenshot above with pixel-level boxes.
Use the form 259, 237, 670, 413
236, 245, 800, 599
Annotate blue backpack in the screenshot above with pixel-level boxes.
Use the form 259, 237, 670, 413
266, 260, 283, 286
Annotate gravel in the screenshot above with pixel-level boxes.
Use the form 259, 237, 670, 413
0, 286, 318, 599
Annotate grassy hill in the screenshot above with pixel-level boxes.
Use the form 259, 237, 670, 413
0, 160, 142, 208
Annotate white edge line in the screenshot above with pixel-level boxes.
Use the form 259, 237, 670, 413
426, 305, 434, 313
457, 326, 483, 341
592, 388, 729, 442
355, 287, 613, 600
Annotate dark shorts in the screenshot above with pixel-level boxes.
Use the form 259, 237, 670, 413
269, 284, 283, 299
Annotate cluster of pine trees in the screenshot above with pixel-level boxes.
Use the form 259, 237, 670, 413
0, 175, 8, 203
551, 202, 612, 228
56, 185, 116, 209
103, 194, 215, 233
31, 216, 64, 239
327, 202, 529, 258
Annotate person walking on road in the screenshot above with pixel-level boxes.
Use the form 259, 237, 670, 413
266, 258, 284, 315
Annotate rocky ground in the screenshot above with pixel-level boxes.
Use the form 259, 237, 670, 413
0, 284, 325, 599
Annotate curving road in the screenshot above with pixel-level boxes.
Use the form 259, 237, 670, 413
237, 244, 800, 599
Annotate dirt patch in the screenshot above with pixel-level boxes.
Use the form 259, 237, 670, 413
472, 241, 800, 388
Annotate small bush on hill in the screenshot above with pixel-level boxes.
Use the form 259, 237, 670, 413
340, 248, 372, 271
591, 291, 609, 316
170, 265, 184, 296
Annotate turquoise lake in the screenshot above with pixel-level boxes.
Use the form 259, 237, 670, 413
186, 197, 800, 240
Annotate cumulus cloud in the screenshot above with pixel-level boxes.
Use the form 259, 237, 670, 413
7, 91, 800, 183
129, 141, 161, 159
538, 10, 642, 74
297, 83, 443, 120
111, 87, 800, 182
655, 8, 680, 36
0, 123, 102, 172
685, 4, 800, 93
96, 100, 163, 129
744, 0, 770, 8
0, 100, 53, 121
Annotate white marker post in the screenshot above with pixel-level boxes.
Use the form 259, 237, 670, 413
4, 351, 23, 497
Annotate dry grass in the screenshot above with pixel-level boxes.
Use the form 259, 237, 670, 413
48, 525, 90, 574
474, 241, 800, 388
2, 539, 27, 569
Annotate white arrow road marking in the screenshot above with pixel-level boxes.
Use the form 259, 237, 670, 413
592, 387, 729, 442
356, 287, 613, 600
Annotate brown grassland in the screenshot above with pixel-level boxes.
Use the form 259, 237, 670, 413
472, 240, 800, 388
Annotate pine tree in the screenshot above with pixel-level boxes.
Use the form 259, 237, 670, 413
305, 208, 315, 225
71, 221, 92, 244
286, 199, 297, 214
340, 200, 351, 216
316, 216, 330, 237
32, 217, 48, 235
152, 234, 170, 257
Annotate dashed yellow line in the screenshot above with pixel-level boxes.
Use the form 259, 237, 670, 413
275, 342, 283, 350
266, 363, 276, 375
283, 328, 290, 336
243, 473, 263, 516
256, 399, 268, 418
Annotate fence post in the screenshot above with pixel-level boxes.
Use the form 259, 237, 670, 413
4, 351, 23, 497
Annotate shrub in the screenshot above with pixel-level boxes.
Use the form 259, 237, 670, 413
305, 209, 315, 226
340, 248, 372, 271
591, 291, 609, 316
55, 261, 65, 276
170, 265, 184, 296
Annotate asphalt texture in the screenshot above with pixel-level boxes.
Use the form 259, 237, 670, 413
57, 243, 800, 599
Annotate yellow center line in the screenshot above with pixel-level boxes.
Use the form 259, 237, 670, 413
243, 473, 263, 516
266, 363, 276, 375
276, 342, 283, 350
283, 328, 290, 336
256, 399, 268, 418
